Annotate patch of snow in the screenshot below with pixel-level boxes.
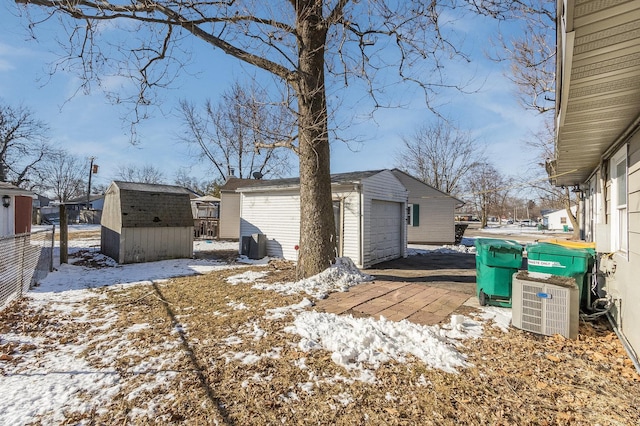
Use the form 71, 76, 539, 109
285, 311, 473, 380
265, 298, 314, 320
478, 306, 512, 332
226, 270, 269, 285
226, 301, 249, 310
253, 258, 371, 299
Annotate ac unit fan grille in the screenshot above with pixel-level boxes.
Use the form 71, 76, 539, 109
512, 275, 579, 339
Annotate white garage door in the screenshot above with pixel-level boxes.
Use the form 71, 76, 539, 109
370, 200, 403, 265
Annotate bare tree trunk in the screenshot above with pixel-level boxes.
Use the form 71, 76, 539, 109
295, 3, 335, 279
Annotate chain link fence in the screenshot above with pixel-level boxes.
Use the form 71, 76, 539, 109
0, 228, 55, 310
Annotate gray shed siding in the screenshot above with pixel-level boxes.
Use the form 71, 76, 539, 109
100, 181, 193, 264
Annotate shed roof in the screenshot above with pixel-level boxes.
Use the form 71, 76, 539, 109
235, 170, 386, 192
110, 181, 193, 228
0, 182, 34, 196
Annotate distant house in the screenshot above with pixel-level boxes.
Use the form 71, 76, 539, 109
237, 170, 408, 268
219, 177, 263, 240
100, 181, 194, 264
0, 182, 34, 237
543, 206, 577, 231
191, 195, 220, 219
65, 194, 106, 224
391, 169, 464, 244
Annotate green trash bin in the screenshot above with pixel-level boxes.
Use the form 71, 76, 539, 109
474, 238, 524, 307
526, 242, 595, 309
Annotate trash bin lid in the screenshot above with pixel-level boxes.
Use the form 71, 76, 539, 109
474, 238, 523, 252
538, 239, 596, 251
527, 242, 594, 258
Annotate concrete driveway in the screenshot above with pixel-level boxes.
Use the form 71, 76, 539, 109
315, 251, 480, 326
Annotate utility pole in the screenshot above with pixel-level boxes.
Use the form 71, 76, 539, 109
86, 156, 96, 210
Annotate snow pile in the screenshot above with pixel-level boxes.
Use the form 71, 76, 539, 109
285, 311, 473, 379
252, 257, 372, 299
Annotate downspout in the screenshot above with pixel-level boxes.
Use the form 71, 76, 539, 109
606, 312, 640, 374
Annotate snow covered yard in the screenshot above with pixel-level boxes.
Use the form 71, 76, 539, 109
1, 227, 639, 424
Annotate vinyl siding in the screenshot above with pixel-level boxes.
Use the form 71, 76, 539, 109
605, 133, 640, 362
361, 170, 407, 267
391, 170, 458, 244
239, 190, 301, 261
120, 226, 193, 264
238, 170, 407, 268
333, 187, 362, 266
219, 192, 241, 239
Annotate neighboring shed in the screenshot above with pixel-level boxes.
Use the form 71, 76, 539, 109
238, 169, 408, 268
219, 177, 263, 240
391, 169, 464, 244
0, 182, 34, 237
100, 181, 194, 264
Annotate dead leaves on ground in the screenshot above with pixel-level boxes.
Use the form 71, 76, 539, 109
1, 262, 640, 425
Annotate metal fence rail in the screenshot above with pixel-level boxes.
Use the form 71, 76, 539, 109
0, 228, 54, 310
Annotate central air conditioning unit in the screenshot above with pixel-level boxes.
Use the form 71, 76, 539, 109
511, 271, 579, 339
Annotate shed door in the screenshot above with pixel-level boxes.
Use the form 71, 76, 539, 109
369, 200, 403, 265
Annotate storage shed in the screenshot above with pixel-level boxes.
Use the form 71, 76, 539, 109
391, 169, 464, 244
100, 181, 194, 264
0, 182, 34, 237
237, 170, 408, 268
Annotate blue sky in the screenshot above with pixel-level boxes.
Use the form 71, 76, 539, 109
0, 4, 545, 193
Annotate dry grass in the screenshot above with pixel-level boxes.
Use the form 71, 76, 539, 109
2, 259, 639, 425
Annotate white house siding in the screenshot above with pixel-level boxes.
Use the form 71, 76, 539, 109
239, 190, 301, 261
544, 206, 577, 231
219, 192, 241, 240
391, 170, 458, 244
361, 170, 408, 267
605, 134, 640, 360
336, 188, 362, 266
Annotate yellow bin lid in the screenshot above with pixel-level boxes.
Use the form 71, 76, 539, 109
538, 238, 596, 250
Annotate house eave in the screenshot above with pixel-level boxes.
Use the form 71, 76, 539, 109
552, 0, 640, 187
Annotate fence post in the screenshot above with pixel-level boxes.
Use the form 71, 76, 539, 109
50, 225, 56, 272
19, 234, 26, 297
60, 205, 68, 264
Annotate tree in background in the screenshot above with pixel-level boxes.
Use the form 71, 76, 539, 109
466, 162, 511, 228
174, 169, 219, 196
116, 164, 166, 185
0, 100, 51, 188
396, 121, 483, 197
15, 0, 525, 278
179, 82, 293, 182
492, 0, 556, 114
494, 0, 580, 238
37, 149, 86, 202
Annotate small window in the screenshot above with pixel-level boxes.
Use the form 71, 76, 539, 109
611, 147, 628, 253
560, 217, 566, 224
410, 204, 420, 227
